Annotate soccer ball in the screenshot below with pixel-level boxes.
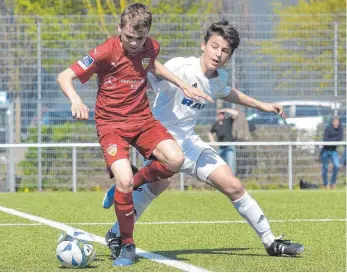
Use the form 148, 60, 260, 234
56, 229, 96, 268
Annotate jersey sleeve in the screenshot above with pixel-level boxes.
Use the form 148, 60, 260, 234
148, 57, 187, 93
147, 72, 173, 93
70, 38, 113, 84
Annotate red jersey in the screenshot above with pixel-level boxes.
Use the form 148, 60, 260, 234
70, 36, 160, 135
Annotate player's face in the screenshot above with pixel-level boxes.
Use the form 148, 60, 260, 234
118, 24, 149, 55
201, 34, 232, 73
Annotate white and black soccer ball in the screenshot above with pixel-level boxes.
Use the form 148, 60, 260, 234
56, 229, 96, 268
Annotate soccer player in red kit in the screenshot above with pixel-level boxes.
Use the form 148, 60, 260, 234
57, 3, 213, 266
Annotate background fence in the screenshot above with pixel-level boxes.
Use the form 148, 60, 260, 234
0, 13, 346, 191
1, 141, 346, 192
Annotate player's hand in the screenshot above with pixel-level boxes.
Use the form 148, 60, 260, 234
181, 84, 214, 103
71, 99, 89, 120
261, 103, 285, 118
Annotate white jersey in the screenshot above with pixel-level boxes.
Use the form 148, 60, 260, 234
148, 56, 231, 143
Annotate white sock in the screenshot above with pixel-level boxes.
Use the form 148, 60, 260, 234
232, 191, 275, 247
111, 184, 156, 234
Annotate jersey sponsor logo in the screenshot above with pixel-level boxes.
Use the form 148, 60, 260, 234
103, 76, 117, 89
181, 98, 206, 110
77, 54, 94, 70
141, 57, 151, 70
107, 144, 117, 156
120, 78, 145, 90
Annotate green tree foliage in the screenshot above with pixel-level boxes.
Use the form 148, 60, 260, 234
256, 0, 346, 94
12, 0, 222, 68
19, 122, 105, 190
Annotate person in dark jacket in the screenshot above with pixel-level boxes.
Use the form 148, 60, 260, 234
321, 116, 343, 189
208, 108, 239, 174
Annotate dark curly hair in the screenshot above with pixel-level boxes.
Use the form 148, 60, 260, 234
204, 20, 240, 56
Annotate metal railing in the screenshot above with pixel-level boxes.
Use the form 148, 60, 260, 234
1, 141, 346, 192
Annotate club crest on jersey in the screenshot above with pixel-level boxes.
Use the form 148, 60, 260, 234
107, 144, 117, 156
141, 57, 151, 70
77, 54, 94, 70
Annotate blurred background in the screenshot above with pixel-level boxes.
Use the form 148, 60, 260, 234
0, 0, 345, 191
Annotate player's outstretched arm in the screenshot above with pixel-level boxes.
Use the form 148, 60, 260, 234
222, 88, 285, 117
152, 60, 213, 103
57, 68, 89, 120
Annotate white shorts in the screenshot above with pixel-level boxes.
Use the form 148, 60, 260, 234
143, 134, 227, 182
179, 135, 226, 181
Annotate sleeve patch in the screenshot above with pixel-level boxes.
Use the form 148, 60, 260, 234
77, 54, 94, 70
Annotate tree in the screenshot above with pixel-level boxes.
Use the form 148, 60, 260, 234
256, 0, 346, 96
12, 0, 223, 65
5, 0, 224, 140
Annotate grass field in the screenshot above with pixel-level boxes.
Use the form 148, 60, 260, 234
0, 189, 346, 272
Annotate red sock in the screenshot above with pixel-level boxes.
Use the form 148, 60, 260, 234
133, 160, 176, 189
114, 189, 135, 245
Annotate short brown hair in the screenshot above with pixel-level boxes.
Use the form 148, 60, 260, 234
120, 3, 152, 31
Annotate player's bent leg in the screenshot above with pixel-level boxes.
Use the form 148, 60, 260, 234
106, 179, 170, 259
203, 157, 304, 257
102, 165, 139, 209
152, 139, 184, 172
110, 159, 136, 265
207, 164, 245, 201
146, 178, 171, 196
111, 159, 134, 192
131, 140, 183, 189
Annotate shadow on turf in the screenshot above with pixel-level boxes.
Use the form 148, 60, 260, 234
138, 248, 304, 261
58, 265, 98, 269
139, 247, 267, 261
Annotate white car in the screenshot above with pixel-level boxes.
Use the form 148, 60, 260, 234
276, 100, 341, 132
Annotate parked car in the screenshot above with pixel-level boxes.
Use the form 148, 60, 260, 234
275, 100, 341, 132
42, 109, 95, 126
339, 111, 346, 127
246, 110, 289, 131
28, 108, 95, 128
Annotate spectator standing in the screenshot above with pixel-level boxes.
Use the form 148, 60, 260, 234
232, 106, 252, 176
209, 108, 238, 174
321, 116, 343, 189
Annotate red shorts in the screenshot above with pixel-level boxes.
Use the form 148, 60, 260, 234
97, 119, 174, 178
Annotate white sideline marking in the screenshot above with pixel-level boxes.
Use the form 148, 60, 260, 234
0, 218, 346, 227
0, 205, 209, 272
0, 219, 347, 226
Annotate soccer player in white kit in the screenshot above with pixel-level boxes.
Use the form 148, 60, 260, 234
102, 20, 304, 258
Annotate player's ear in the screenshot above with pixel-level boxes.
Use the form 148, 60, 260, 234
117, 23, 122, 34
201, 40, 206, 52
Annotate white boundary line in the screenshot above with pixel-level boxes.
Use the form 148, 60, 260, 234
0, 205, 209, 272
1, 218, 346, 226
